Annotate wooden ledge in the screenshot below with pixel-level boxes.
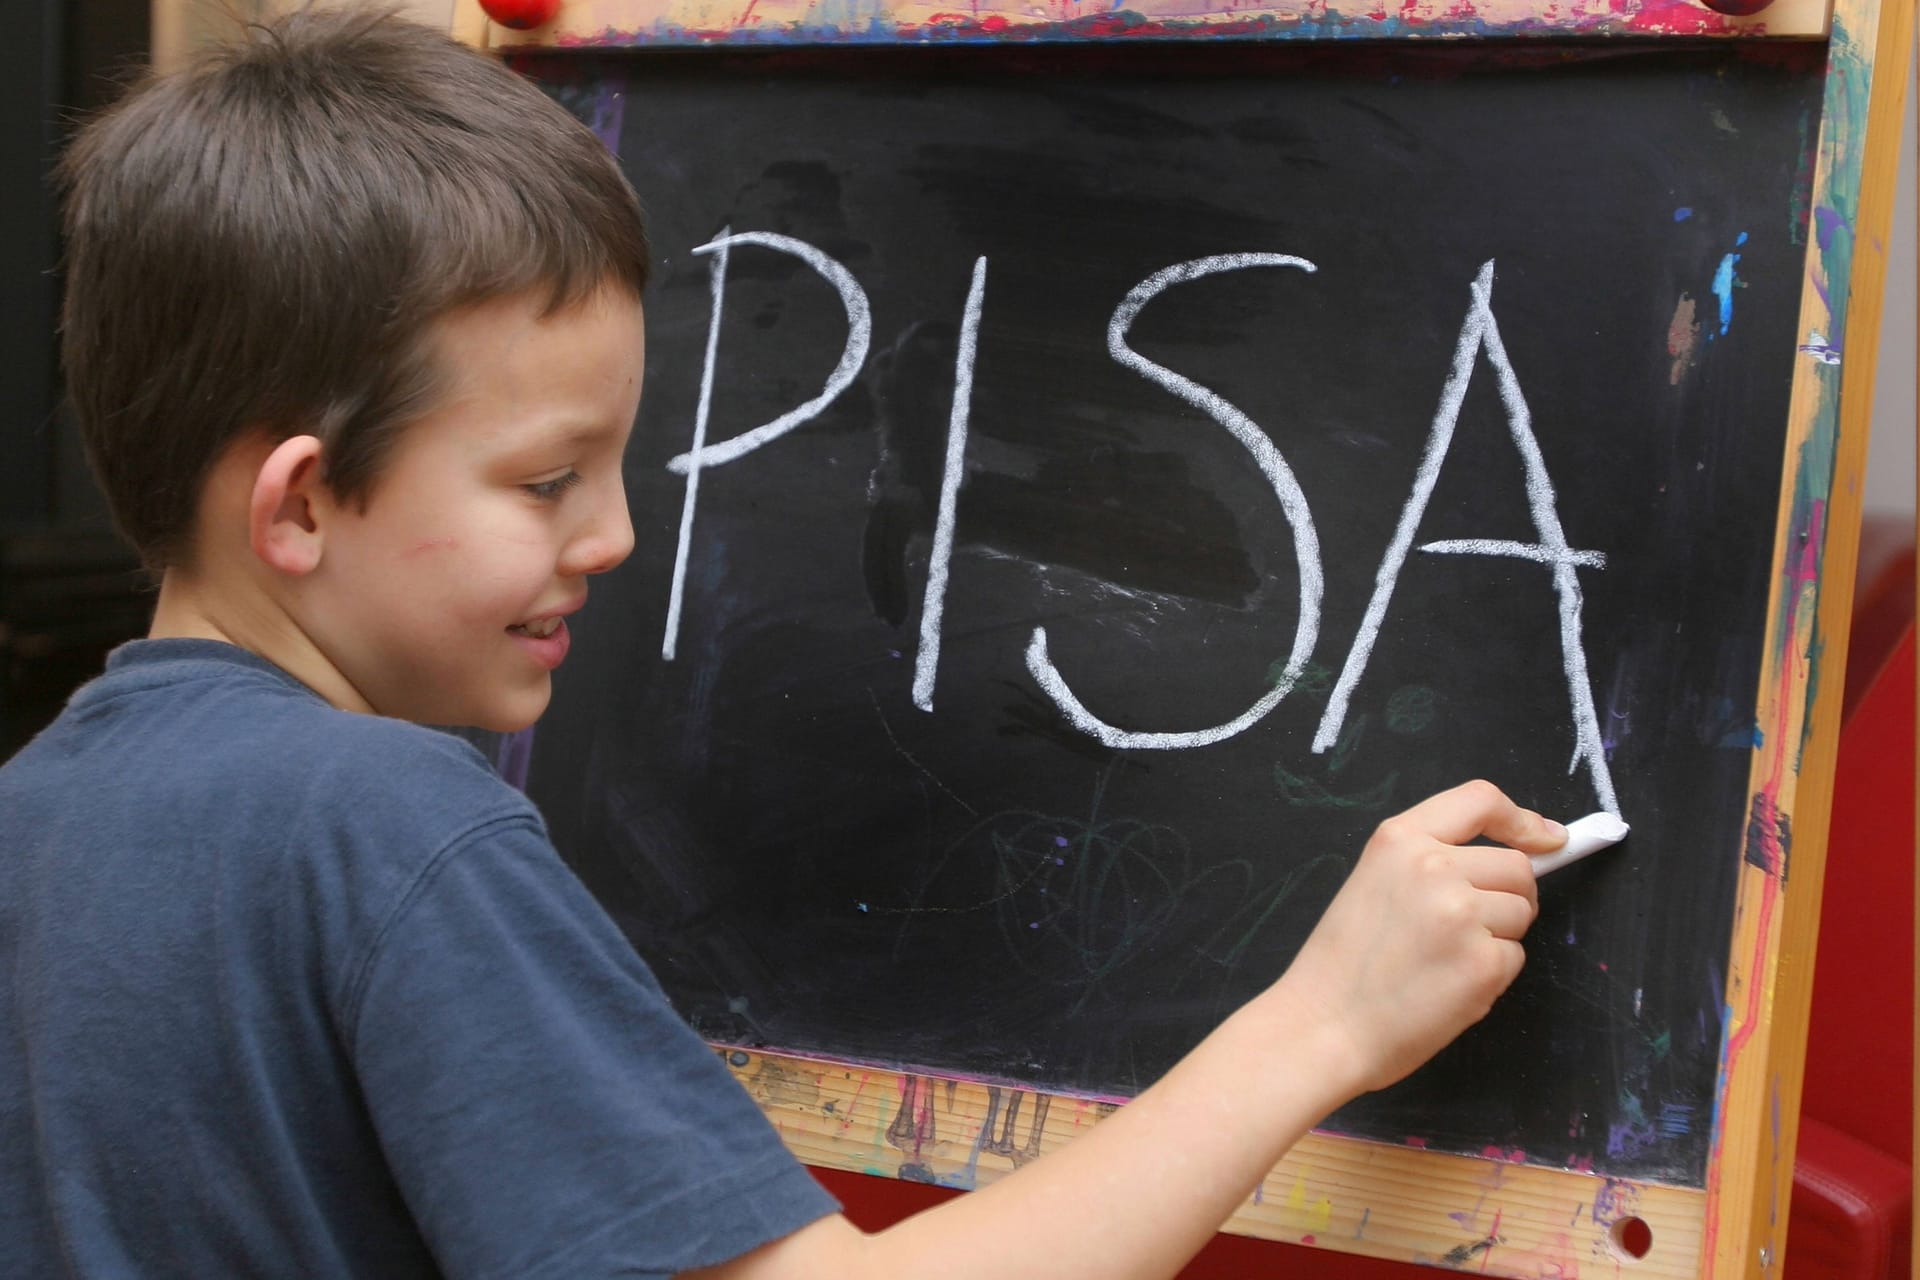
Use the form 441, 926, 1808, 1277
719, 1047, 1708, 1276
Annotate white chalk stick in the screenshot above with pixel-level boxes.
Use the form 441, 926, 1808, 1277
1531, 811, 1630, 878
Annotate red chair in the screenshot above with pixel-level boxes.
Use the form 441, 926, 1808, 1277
1790, 515, 1915, 1280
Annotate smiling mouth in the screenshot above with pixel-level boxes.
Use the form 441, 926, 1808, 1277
509, 616, 564, 639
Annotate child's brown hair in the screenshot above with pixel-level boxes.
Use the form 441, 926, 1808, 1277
58, 6, 650, 573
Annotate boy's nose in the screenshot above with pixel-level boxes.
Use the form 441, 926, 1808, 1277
562, 486, 635, 577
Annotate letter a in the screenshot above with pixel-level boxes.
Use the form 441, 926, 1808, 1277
1312, 261, 1618, 813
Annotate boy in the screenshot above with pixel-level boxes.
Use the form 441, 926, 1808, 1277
0, 9, 1565, 1277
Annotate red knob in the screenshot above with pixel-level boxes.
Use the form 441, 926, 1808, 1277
478, 0, 563, 29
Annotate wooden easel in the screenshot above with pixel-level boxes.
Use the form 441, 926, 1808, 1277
459, 0, 1908, 1274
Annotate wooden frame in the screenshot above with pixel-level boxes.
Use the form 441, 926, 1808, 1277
482, 0, 1902, 1271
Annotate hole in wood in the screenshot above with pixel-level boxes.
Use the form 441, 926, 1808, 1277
1608, 1216, 1654, 1261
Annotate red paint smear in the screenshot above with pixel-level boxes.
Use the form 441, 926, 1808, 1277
1703, 497, 1823, 1268
1302, 1234, 1317, 1245
841, 1072, 871, 1131
1619, 0, 1754, 31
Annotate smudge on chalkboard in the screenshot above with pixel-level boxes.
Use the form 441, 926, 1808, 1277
1666, 293, 1700, 384
1710, 232, 1747, 336
495, 726, 535, 791
520, 63, 626, 156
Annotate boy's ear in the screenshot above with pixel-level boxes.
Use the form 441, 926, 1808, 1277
247, 435, 328, 576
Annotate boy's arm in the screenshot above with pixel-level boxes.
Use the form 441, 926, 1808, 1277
685, 780, 1562, 1280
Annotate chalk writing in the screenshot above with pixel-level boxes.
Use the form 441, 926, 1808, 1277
1028, 253, 1324, 750
662, 230, 873, 660
661, 238, 1616, 816
913, 256, 989, 712
1312, 261, 1619, 814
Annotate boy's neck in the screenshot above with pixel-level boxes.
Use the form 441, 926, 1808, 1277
150, 569, 375, 715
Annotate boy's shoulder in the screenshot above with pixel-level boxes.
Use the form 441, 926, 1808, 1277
10, 637, 540, 861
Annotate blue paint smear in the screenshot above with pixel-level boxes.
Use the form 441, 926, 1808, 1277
1711, 234, 1747, 336
1674, 207, 1693, 221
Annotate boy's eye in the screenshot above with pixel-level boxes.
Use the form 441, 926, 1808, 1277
522, 471, 584, 500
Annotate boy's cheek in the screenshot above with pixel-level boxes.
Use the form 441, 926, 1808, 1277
398, 536, 461, 559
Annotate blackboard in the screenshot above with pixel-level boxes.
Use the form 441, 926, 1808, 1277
487, 8, 1903, 1271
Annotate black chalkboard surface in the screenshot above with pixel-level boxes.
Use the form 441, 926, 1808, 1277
521, 41, 1824, 1189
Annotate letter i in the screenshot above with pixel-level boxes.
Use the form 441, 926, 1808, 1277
913, 257, 989, 712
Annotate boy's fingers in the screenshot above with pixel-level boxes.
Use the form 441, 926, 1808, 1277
1389, 780, 1567, 852
1479, 889, 1538, 941
1452, 846, 1539, 910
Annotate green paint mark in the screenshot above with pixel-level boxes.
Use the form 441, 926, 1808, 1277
1386, 685, 1437, 734
1270, 659, 1333, 695
1326, 713, 1366, 773
1274, 764, 1398, 811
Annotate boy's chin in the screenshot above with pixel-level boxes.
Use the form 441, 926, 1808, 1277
476, 701, 549, 736
443, 684, 552, 735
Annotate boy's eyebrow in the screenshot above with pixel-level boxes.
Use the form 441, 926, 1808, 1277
514, 418, 631, 451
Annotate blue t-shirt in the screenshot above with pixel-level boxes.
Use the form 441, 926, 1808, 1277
0, 639, 836, 1278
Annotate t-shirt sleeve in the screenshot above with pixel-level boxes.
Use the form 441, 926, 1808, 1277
345, 816, 839, 1280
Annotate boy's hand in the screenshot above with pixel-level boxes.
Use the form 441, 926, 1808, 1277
1270, 780, 1565, 1096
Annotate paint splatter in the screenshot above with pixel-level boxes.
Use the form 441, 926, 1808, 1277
1813, 204, 1850, 251
1667, 293, 1701, 384
1285, 1173, 1334, 1232
1608, 1093, 1659, 1158
1593, 1177, 1642, 1227
1673, 206, 1693, 221
1744, 787, 1793, 880
748, 1057, 821, 1107
1798, 330, 1842, 364
1442, 1236, 1500, 1267
550, 0, 1792, 47
1711, 233, 1748, 335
